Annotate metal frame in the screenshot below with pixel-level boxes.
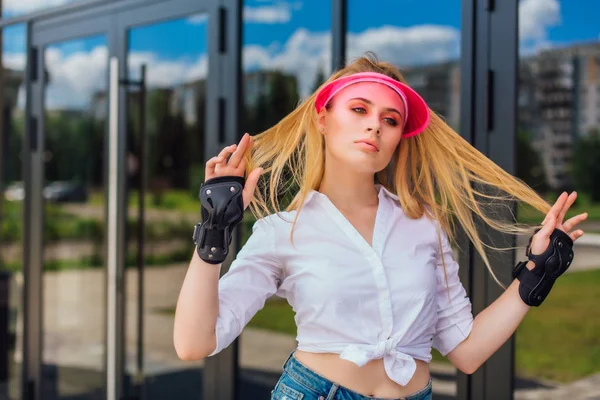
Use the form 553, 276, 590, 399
458, 0, 519, 398
331, 0, 346, 71
456, 0, 476, 398
23, 0, 229, 399
200, 0, 242, 398
26, 15, 115, 400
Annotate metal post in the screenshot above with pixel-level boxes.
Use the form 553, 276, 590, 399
331, 0, 346, 71
457, 1, 518, 399
107, 56, 120, 400
118, 63, 147, 399
136, 64, 146, 399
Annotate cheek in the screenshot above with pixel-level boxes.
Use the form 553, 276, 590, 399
383, 133, 402, 153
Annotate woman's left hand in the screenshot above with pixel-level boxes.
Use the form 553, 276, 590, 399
527, 191, 588, 260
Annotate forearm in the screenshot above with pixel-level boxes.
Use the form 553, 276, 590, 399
449, 264, 531, 373
173, 250, 222, 360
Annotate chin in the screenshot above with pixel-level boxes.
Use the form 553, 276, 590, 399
341, 158, 384, 175
326, 148, 388, 173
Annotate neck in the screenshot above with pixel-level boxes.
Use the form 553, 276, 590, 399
318, 169, 379, 211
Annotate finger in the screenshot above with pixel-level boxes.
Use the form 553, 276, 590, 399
217, 143, 237, 162
538, 211, 558, 237
205, 156, 225, 179
242, 167, 263, 208
228, 133, 251, 169
557, 191, 578, 226
569, 229, 584, 242
236, 136, 253, 172
563, 212, 588, 232
541, 192, 568, 227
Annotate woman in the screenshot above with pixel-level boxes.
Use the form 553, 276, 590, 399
174, 55, 587, 400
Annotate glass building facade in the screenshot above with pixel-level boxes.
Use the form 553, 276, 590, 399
0, 0, 598, 399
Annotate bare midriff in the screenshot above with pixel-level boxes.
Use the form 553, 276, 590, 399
294, 349, 430, 399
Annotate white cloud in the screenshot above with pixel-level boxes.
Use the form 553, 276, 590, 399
40, 45, 207, 110
244, 4, 291, 24
347, 24, 460, 68
186, 14, 208, 25
45, 46, 108, 110
128, 51, 208, 88
244, 28, 331, 98
243, 1, 302, 24
519, 0, 561, 42
243, 24, 460, 98
3, 53, 27, 71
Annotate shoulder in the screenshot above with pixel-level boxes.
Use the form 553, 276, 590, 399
250, 211, 298, 239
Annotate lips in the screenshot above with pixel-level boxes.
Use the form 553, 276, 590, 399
355, 140, 379, 151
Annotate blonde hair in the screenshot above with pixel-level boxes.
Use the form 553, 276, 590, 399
245, 53, 550, 288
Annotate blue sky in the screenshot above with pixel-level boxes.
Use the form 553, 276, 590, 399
547, 0, 600, 44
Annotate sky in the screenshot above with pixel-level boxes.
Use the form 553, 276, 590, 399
2, 0, 600, 109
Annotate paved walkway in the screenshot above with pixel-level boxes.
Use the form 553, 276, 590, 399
7, 252, 600, 399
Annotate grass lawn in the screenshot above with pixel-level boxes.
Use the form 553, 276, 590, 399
248, 269, 600, 383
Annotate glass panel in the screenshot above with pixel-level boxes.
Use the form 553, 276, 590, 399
347, 2, 461, 398
43, 35, 108, 399
0, 23, 26, 400
125, 13, 208, 400
516, 0, 600, 398
239, 0, 331, 397
1, 0, 85, 19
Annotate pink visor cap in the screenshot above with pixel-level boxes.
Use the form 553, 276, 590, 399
315, 72, 431, 138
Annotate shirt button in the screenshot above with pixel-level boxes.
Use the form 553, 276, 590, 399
383, 292, 389, 300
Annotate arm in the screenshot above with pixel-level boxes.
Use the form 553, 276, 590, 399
173, 252, 223, 360
173, 132, 270, 360
445, 191, 587, 374
445, 268, 530, 374
173, 218, 281, 360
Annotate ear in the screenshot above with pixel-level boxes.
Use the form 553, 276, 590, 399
317, 109, 327, 135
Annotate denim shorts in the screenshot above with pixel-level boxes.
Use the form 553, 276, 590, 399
271, 351, 433, 400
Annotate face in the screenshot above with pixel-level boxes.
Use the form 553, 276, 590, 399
317, 82, 406, 174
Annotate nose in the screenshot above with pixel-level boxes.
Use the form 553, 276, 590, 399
366, 126, 381, 136
366, 113, 381, 135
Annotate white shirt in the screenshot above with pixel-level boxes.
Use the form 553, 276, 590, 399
209, 184, 474, 386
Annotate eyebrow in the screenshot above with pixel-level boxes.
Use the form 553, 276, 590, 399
347, 97, 404, 117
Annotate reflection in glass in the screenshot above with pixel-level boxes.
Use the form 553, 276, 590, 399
347, 1, 461, 131
42, 35, 108, 399
239, 0, 332, 397
1, 23, 26, 400
125, 14, 207, 399
516, 1, 600, 397
1, 0, 83, 19
347, 1, 461, 398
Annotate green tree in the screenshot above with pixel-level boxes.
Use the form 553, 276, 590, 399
268, 71, 299, 127
312, 66, 326, 93
573, 128, 600, 202
516, 129, 548, 193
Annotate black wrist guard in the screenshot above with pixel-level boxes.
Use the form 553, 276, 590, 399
512, 228, 574, 306
193, 176, 245, 264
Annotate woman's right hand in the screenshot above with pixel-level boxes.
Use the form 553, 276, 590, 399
205, 132, 263, 210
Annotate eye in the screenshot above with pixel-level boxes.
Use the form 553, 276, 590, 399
352, 107, 367, 114
384, 117, 398, 126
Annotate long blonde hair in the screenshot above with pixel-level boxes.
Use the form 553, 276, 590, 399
245, 54, 550, 288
